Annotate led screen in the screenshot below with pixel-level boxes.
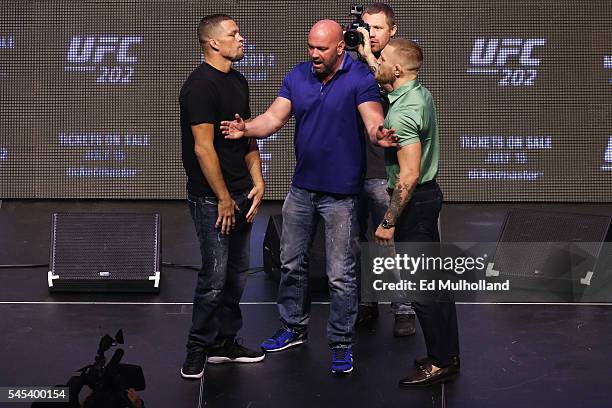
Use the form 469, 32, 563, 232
0, 1, 610, 200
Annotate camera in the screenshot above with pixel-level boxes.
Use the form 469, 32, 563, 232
31, 330, 145, 408
344, 5, 370, 51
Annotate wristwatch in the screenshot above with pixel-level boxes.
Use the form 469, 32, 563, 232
381, 219, 395, 229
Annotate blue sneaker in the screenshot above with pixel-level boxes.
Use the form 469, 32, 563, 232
260, 328, 307, 352
331, 346, 353, 374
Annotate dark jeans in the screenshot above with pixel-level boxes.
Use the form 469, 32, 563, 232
278, 185, 359, 347
357, 178, 414, 315
186, 191, 252, 352
394, 181, 460, 367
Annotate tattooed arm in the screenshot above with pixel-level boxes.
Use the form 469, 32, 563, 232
375, 142, 422, 245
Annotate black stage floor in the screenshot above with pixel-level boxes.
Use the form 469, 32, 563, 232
1, 200, 612, 408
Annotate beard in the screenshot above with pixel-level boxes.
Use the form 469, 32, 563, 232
375, 67, 394, 85
312, 60, 334, 76
312, 53, 340, 77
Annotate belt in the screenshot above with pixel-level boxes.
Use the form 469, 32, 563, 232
417, 179, 436, 188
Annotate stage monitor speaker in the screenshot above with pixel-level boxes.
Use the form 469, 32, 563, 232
48, 212, 161, 293
263, 214, 328, 290
489, 209, 611, 297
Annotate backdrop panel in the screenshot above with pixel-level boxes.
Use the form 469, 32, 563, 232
0, 1, 610, 200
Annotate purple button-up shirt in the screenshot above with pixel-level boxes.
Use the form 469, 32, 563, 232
279, 54, 380, 194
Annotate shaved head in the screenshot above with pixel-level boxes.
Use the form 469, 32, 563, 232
309, 19, 344, 43
307, 20, 345, 79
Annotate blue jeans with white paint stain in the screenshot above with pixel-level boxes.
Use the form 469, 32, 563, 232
277, 185, 359, 347
186, 191, 252, 352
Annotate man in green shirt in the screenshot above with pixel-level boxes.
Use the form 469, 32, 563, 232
354, 2, 417, 337
373, 38, 460, 387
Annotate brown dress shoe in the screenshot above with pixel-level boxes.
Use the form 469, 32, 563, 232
399, 363, 459, 388
414, 355, 460, 370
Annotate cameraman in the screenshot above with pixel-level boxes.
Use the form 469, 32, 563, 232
353, 3, 417, 337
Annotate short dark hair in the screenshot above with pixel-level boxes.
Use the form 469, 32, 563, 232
197, 14, 233, 44
364, 3, 395, 28
388, 38, 423, 71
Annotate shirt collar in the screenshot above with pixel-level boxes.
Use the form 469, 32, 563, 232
388, 79, 421, 104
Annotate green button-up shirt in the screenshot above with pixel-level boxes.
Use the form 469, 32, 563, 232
384, 79, 440, 188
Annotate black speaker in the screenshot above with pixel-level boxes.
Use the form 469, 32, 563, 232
263, 214, 328, 290
48, 213, 161, 292
488, 209, 611, 298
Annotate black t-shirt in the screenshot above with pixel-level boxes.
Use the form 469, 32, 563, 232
179, 62, 252, 197
348, 51, 388, 180
364, 91, 389, 179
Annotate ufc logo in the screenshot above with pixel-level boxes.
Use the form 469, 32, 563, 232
66, 35, 142, 64
470, 38, 546, 67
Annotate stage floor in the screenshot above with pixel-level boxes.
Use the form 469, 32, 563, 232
1, 200, 611, 408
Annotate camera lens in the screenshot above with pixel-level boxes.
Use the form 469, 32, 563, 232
344, 30, 362, 50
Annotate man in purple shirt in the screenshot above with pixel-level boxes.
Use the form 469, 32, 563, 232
222, 19, 395, 374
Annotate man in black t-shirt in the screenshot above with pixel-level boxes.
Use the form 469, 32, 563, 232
178, 14, 265, 380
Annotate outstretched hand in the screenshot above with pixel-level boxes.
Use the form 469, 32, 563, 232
376, 125, 398, 148
220, 114, 246, 139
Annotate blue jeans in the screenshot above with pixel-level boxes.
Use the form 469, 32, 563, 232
357, 178, 414, 315
278, 185, 359, 347
186, 191, 252, 352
